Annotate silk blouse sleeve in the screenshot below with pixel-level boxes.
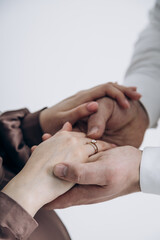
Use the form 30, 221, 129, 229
0, 191, 38, 240
0, 108, 44, 239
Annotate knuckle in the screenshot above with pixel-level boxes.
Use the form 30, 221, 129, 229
114, 92, 120, 98
105, 83, 112, 90
69, 166, 84, 183
76, 169, 85, 183
107, 82, 113, 86
115, 92, 125, 100
74, 149, 83, 160
57, 130, 71, 140
75, 107, 84, 118
98, 141, 106, 150
68, 136, 77, 145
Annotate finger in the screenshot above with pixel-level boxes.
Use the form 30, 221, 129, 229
31, 145, 37, 153
60, 122, 72, 132
87, 98, 113, 139
124, 89, 141, 100
84, 139, 116, 157
66, 83, 128, 109
102, 84, 130, 109
128, 86, 137, 91
113, 84, 141, 100
64, 102, 98, 125
83, 82, 134, 107
53, 160, 107, 185
42, 133, 52, 141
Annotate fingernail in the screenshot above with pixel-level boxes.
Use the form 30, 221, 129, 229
87, 102, 98, 112
54, 164, 68, 177
88, 127, 99, 136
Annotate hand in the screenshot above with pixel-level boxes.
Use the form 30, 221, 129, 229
2, 123, 113, 216
47, 146, 142, 209
39, 83, 141, 135
76, 98, 149, 148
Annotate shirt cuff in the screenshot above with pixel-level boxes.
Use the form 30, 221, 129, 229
124, 73, 160, 128
0, 192, 38, 239
140, 147, 160, 195
21, 108, 46, 147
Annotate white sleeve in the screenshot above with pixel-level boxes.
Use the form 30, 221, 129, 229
140, 147, 160, 195
124, 0, 160, 128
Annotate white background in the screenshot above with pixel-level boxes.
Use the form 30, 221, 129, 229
1, 0, 160, 239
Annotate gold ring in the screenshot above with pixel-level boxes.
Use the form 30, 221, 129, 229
88, 139, 98, 154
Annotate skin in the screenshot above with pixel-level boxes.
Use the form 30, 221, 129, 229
36, 83, 148, 209
48, 146, 142, 209
76, 98, 149, 148
39, 82, 141, 135
44, 85, 149, 209
1, 83, 141, 216
2, 123, 114, 217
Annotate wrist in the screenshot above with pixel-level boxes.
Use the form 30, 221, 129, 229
137, 100, 149, 127
39, 108, 49, 133
39, 107, 58, 134
2, 177, 40, 217
130, 148, 142, 193
130, 100, 149, 147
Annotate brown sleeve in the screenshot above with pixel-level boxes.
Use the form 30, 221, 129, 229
0, 192, 38, 240
0, 108, 44, 174
21, 108, 45, 147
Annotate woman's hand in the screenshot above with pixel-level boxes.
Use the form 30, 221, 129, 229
39, 83, 141, 135
2, 123, 114, 217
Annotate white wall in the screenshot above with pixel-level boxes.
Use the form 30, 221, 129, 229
1, 1, 160, 239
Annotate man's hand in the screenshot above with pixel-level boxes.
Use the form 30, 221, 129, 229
39, 83, 141, 135
76, 98, 149, 148
45, 146, 142, 209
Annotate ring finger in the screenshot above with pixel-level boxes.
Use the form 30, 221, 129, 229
84, 139, 116, 157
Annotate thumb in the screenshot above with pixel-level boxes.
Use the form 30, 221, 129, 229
64, 101, 98, 125
53, 160, 106, 185
87, 98, 113, 139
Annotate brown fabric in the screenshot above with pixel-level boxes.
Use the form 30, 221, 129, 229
0, 109, 71, 240
30, 209, 71, 240
0, 192, 38, 240
21, 109, 45, 147
0, 109, 30, 174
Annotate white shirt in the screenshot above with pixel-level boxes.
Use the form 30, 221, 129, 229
124, 0, 160, 195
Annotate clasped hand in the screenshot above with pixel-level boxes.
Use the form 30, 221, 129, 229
2, 82, 149, 215
2, 122, 113, 216
42, 82, 148, 209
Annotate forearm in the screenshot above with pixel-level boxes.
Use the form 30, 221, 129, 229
0, 191, 38, 240
2, 164, 74, 217
124, 0, 160, 127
